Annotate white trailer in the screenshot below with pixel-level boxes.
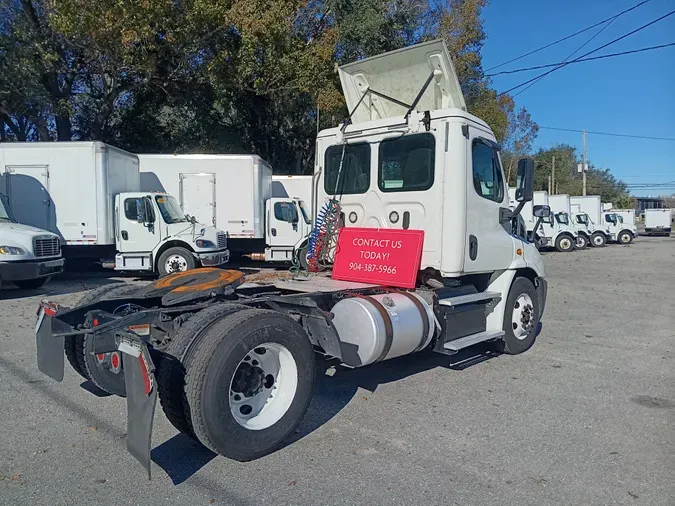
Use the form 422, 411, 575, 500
570, 195, 611, 246
272, 175, 314, 215
0, 142, 229, 275
139, 154, 312, 262
644, 208, 671, 236
36, 40, 549, 477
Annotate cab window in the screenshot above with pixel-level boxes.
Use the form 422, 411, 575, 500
472, 140, 504, 202
274, 201, 298, 223
124, 198, 144, 221
324, 143, 370, 195
378, 133, 435, 192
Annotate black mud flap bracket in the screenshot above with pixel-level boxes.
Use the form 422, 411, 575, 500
120, 337, 158, 480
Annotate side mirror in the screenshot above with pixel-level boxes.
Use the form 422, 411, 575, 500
515, 158, 534, 202
533, 205, 551, 218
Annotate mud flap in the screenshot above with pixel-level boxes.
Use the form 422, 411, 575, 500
122, 343, 157, 480
35, 313, 65, 382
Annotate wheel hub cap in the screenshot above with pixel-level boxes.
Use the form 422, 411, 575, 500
512, 294, 535, 340
165, 255, 188, 273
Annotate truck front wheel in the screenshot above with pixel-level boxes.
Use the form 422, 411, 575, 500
575, 234, 589, 249
158, 247, 196, 276
495, 277, 540, 355
185, 309, 315, 461
618, 230, 633, 244
555, 235, 574, 252
590, 232, 606, 247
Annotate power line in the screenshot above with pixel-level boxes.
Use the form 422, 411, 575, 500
513, 13, 619, 98
485, 0, 653, 71
539, 126, 675, 142
497, 9, 675, 96
486, 43, 675, 77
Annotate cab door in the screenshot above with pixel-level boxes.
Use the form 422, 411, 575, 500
116, 195, 158, 254
266, 198, 301, 248
463, 131, 516, 273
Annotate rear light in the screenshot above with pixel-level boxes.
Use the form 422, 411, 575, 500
38, 300, 58, 317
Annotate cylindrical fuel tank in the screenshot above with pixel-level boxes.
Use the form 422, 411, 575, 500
331, 292, 435, 367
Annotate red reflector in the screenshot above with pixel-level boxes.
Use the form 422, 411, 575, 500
92, 318, 99, 327
96, 353, 104, 361
138, 355, 153, 396
111, 353, 120, 369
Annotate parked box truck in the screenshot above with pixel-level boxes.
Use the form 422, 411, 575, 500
570, 195, 611, 246
0, 192, 64, 291
644, 208, 671, 236
601, 205, 637, 244
139, 154, 312, 262
0, 142, 229, 276
272, 175, 314, 215
548, 194, 591, 248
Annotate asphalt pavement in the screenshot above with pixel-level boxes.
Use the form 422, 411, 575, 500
0, 236, 673, 505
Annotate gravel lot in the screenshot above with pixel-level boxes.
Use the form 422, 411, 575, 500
1, 236, 673, 506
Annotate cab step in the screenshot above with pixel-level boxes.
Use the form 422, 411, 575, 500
438, 291, 501, 307
443, 330, 505, 353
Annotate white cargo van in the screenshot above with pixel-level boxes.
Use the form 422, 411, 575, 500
139, 154, 312, 262
0, 192, 64, 291
0, 142, 229, 276
644, 208, 671, 236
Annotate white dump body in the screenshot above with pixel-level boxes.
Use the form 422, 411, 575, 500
0, 142, 139, 245
272, 175, 313, 214
139, 154, 273, 239
570, 196, 602, 224
644, 209, 671, 228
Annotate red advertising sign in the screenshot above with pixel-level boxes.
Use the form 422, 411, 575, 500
331, 228, 425, 289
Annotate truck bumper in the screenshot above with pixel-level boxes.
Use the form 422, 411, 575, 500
197, 249, 230, 266
0, 258, 65, 281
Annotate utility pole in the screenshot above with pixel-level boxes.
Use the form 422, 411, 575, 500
548, 175, 552, 194
552, 156, 556, 195
582, 129, 587, 196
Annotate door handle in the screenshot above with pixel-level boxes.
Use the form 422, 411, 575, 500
121, 231, 129, 240
271, 228, 277, 237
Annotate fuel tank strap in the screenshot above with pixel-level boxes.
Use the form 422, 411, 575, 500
360, 295, 394, 363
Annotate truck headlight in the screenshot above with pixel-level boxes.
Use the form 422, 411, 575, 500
0, 246, 26, 255
195, 239, 215, 248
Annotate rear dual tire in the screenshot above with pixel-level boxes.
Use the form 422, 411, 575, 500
160, 308, 315, 461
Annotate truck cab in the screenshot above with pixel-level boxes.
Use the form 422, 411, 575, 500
602, 211, 636, 244
0, 192, 64, 291
114, 192, 229, 275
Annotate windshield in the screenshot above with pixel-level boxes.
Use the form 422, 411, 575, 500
155, 195, 188, 224
0, 194, 15, 223
555, 212, 569, 225
298, 200, 311, 225
576, 214, 589, 225
617, 215, 624, 223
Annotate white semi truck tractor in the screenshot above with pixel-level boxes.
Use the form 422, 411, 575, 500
33, 40, 549, 477
570, 195, 611, 247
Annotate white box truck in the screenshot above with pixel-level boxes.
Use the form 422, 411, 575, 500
35, 40, 549, 478
570, 195, 611, 246
139, 154, 312, 262
272, 175, 314, 215
548, 194, 591, 248
0, 192, 64, 291
601, 205, 637, 244
644, 208, 671, 236
0, 142, 229, 276
509, 189, 578, 251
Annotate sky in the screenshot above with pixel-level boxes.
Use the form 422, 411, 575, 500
481, 0, 675, 197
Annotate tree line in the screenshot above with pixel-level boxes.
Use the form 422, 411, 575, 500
0, 0, 631, 204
